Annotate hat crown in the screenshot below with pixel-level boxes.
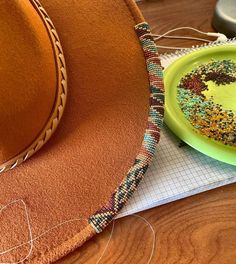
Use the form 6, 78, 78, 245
0, 0, 67, 172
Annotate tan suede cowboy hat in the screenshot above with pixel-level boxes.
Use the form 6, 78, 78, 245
0, 0, 164, 263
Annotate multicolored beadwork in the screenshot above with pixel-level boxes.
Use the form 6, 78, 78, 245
177, 59, 236, 146
89, 22, 164, 233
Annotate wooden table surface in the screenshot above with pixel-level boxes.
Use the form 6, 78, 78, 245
58, 0, 236, 263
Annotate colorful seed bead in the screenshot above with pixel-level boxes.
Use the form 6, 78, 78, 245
177, 59, 236, 147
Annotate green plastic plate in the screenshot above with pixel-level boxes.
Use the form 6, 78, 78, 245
164, 45, 236, 165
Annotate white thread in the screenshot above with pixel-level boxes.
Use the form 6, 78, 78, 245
0, 200, 33, 264
153, 26, 226, 41
95, 214, 156, 264
96, 221, 115, 264
152, 26, 227, 50
0, 201, 156, 264
152, 34, 211, 43
156, 45, 188, 50
132, 214, 156, 264
0, 200, 87, 264
145, 43, 188, 51
0, 218, 86, 256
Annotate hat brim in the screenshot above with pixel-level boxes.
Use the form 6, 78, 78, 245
0, 0, 164, 263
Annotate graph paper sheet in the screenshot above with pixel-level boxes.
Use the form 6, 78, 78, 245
118, 39, 236, 218
118, 126, 236, 218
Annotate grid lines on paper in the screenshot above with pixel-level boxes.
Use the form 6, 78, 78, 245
118, 125, 236, 218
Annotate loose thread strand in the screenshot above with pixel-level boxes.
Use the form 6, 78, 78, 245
95, 214, 156, 264
0, 201, 156, 264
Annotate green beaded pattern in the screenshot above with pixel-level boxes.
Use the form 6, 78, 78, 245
89, 22, 164, 233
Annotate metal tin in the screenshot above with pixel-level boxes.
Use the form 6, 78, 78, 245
213, 0, 236, 37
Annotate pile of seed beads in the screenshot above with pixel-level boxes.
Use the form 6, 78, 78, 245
177, 59, 236, 146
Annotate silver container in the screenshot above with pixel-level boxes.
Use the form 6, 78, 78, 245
213, 0, 236, 37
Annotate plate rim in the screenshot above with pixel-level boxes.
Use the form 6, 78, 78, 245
164, 45, 236, 166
